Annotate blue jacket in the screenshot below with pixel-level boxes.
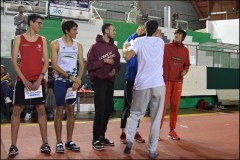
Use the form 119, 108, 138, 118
125, 33, 138, 81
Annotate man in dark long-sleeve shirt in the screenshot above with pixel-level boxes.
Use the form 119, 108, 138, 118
14, 5, 27, 36
86, 23, 120, 151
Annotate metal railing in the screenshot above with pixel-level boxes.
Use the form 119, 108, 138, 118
90, 1, 104, 20
185, 44, 239, 68
211, 11, 228, 20
2, 0, 47, 16
90, 1, 202, 30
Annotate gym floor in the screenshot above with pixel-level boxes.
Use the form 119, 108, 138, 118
1, 106, 239, 159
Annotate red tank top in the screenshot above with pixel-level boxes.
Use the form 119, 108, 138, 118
17, 35, 43, 81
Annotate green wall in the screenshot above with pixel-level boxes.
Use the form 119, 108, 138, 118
114, 96, 217, 111
186, 30, 217, 44
39, 19, 63, 58
39, 19, 62, 41
81, 62, 126, 90
207, 67, 239, 89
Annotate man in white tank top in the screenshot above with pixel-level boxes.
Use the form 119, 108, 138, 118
51, 20, 84, 153
122, 20, 165, 159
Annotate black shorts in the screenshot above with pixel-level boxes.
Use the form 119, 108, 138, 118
13, 80, 46, 105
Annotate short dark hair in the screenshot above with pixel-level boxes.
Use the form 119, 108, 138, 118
61, 20, 78, 34
146, 20, 158, 36
18, 5, 24, 10
174, 29, 187, 41
101, 23, 113, 35
27, 13, 44, 26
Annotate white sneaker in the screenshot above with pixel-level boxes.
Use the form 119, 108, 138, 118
24, 113, 32, 122
219, 105, 227, 110
5, 97, 12, 104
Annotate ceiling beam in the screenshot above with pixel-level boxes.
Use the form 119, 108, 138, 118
233, 0, 237, 15
191, 0, 206, 28
207, 0, 210, 16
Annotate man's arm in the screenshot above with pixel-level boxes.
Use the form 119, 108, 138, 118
14, 16, 24, 26
23, 15, 27, 23
76, 42, 85, 80
41, 37, 49, 76
72, 42, 84, 90
32, 37, 49, 90
122, 42, 136, 61
72, 42, 85, 90
181, 49, 190, 76
51, 40, 68, 78
108, 47, 121, 77
86, 45, 113, 71
122, 29, 139, 63
113, 48, 121, 74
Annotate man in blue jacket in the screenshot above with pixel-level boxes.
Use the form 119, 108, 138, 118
120, 24, 146, 144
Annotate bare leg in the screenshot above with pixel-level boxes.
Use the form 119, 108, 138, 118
36, 104, 48, 144
11, 105, 24, 146
54, 106, 64, 142
66, 104, 75, 141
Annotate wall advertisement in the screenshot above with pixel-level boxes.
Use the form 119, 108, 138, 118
49, 0, 90, 20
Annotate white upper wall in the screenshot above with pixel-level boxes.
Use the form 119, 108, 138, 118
0, 14, 104, 58
74, 19, 103, 59
206, 19, 239, 45
1, 15, 16, 57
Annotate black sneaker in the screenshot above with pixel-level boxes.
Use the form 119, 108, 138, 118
100, 137, 115, 146
65, 140, 80, 152
123, 141, 133, 154
149, 152, 159, 159
92, 140, 104, 151
8, 145, 19, 157
56, 141, 64, 153
40, 143, 51, 154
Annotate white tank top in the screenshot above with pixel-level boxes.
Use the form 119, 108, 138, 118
55, 38, 78, 82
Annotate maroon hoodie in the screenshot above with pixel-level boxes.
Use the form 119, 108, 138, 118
86, 35, 121, 82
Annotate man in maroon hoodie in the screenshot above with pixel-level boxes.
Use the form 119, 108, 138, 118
86, 23, 121, 151
159, 29, 190, 140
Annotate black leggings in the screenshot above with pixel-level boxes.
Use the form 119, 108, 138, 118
120, 80, 140, 129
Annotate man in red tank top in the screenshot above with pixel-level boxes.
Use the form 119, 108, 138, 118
8, 13, 51, 157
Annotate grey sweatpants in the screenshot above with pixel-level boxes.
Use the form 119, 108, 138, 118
126, 86, 166, 153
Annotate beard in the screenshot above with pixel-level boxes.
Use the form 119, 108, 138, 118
107, 34, 114, 39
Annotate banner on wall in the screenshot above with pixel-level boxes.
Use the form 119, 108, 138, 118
4, 0, 39, 6
49, 0, 90, 20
